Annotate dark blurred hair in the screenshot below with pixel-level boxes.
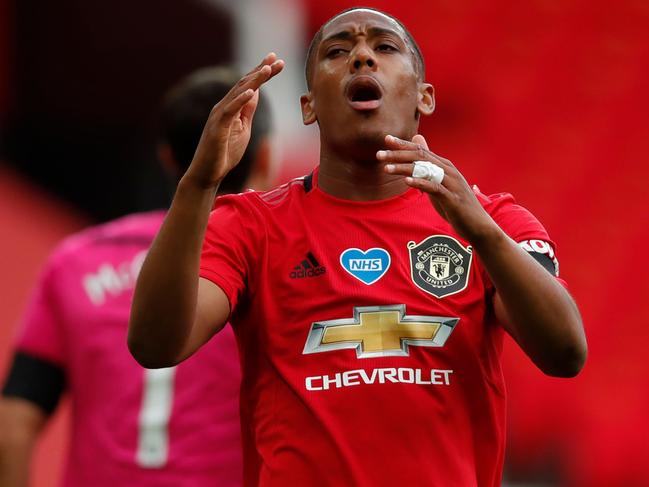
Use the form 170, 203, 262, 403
160, 66, 271, 193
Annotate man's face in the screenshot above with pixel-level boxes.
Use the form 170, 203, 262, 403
302, 10, 432, 154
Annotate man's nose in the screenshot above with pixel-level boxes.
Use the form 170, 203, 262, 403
350, 45, 377, 72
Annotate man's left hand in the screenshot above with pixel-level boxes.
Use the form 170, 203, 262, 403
378, 134, 497, 245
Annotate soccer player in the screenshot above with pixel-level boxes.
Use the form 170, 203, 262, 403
128, 8, 587, 487
0, 66, 273, 487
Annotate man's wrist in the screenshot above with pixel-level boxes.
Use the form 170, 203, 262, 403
178, 172, 221, 194
171, 176, 220, 216
466, 220, 507, 252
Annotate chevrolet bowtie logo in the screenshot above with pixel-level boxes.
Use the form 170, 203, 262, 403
303, 305, 458, 358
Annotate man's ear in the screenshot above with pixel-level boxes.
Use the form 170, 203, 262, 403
417, 83, 435, 117
300, 92, 317, 125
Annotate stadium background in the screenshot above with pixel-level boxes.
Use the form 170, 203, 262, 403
0, 0, 647, 485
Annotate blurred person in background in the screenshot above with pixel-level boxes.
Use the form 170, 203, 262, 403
129, 7, 586, 487
0, 66, 273, 487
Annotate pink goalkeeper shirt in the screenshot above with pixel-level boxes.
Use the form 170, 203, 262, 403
15, 211, 242, 487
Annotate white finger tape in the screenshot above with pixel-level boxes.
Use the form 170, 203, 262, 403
412, 160, 444, 184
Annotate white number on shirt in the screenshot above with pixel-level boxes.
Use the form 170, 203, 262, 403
136, 367, 176, 468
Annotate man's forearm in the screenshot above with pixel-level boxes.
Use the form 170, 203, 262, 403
0, 398, 46, 487
472, 226, 587, 377
128, 55, 284, 369
128, 177, 217, 368
377, 135, 586, 376
0, 439, 31, 487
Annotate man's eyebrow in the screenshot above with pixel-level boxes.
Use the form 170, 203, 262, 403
367, 26, 404, 40
321, 30, 354, 45
321, 26, 405, 46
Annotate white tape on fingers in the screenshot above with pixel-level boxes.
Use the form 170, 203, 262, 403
412, 161, 444, 184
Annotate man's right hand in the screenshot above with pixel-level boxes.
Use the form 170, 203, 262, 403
183, 53, 284, 190
129, 54, 284, 368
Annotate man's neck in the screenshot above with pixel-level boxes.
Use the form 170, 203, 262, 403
317, 144, 409, 201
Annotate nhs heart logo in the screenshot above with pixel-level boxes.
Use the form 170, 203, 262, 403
339, 248, 391, 285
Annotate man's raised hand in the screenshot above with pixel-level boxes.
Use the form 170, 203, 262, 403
379, 134, 497, 244
185, 53, 284, 190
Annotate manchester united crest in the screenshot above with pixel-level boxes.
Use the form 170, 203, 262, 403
407, 235, 473, 298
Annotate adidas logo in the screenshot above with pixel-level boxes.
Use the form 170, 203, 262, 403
289, 252, 326, 279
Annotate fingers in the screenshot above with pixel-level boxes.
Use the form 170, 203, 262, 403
384, 162, 446, 189
242, 52, 277, 80
254, 52, 285, 79
404, 174, 452, 198
380, 135, 454, 190
218, 54, 284, 120
377, 149, 451, 168
268, 59, 285, 78
384, 162, 415, 176
221, 89, 256, 118
239, 89, 260, 123
227, 54, 283, 100
384, 134, 420, 150
243, 59, 285, 90
252, 52, 277, 72
238, 54, 285, 92
383, 134, 452, 167
236, 65, 272, 95
411, 134, 429, 150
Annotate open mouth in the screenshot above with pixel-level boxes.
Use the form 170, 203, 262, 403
345, 76, 383, 111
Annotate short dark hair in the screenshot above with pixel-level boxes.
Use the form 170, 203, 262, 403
160, 66, 271, 193
305, 7, 425, 89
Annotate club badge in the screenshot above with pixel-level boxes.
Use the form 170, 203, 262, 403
407, 235, 472, 298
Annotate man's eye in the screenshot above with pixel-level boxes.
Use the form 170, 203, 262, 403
327, 48, 347, 58
377, 44, 397, 52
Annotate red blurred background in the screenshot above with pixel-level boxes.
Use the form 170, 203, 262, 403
1, 1, 648, 485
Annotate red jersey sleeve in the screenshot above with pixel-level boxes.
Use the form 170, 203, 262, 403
476, 190, 551, 243
15, 254, 67, 366
199, 194, 261, 314
475, 188, 566, 287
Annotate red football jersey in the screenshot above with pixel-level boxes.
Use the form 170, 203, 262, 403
200, 168, 560, 487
